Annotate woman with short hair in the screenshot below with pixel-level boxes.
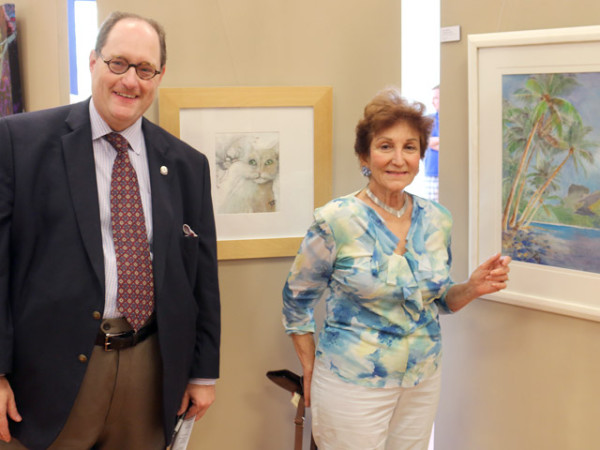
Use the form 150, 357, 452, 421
282, 87, 511, 450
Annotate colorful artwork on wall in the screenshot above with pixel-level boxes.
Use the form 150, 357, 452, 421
1, 3, 23, 116
468, 26, 600, 322
502, 72, 600, 274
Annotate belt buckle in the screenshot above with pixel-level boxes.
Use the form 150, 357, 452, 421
104, 332, 120, 351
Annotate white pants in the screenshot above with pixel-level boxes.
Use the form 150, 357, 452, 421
311, 361, 441, 450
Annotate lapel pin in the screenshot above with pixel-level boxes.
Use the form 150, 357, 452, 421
160, 166, 168, 176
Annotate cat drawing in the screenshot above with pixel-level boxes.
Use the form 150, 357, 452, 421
216, 134, 280, 214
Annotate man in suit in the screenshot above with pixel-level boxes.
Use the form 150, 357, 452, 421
0, 11, 220, 449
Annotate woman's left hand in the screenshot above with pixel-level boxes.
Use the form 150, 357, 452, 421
445, 253, 511, 312
468, 253, 511, 298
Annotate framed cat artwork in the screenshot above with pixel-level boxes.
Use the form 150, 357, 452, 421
159, 86, 333, 260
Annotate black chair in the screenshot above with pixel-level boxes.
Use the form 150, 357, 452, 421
266, 369, 317, 450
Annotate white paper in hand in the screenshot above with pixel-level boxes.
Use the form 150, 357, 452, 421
170, 416, 195, 450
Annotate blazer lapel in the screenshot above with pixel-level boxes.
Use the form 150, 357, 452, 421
143, 119, 174, 297
62, 101, 105, 289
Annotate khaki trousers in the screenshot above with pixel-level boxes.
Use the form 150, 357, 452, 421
2, 318, 165, 450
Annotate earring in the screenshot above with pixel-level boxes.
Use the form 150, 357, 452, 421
361, 166, 371, 177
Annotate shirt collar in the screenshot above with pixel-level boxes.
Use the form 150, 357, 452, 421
89, 98, 144, 155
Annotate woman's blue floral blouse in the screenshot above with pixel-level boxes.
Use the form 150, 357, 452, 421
283, 192, 455, 388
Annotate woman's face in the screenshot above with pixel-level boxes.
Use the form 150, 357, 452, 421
361, 121, 421, 196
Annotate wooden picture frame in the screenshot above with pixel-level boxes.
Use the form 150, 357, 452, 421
159, 86, 332, 260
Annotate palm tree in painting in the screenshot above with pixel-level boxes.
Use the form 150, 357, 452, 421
503, 103, 549, 229
508, 117, 566, 227
502, 102, 539, 221
502, 73, 581, 232
518, 158, 562, 227
516, 120, 596, 228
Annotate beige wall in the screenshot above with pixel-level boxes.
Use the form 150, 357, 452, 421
9, 0, 600, 448
438, 1, 600, 449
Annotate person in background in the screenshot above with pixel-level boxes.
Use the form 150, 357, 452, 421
0, 11, 220, 450
282, 86, 510, 450
423, 85, 440, 201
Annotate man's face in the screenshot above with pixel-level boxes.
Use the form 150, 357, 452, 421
432, 88, 440, 112
89, 18, 165, 131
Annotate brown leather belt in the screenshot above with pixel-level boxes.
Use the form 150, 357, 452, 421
95, 320, 157, 351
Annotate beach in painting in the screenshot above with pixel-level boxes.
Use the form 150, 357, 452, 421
503, 222, 600, 274
501, 72, 600, 275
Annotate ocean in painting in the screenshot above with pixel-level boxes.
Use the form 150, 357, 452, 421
504, 222, 600, 274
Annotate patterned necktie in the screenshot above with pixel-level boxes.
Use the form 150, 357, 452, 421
105, 132, 154, 331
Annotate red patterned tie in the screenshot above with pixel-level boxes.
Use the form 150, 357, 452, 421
105, 132, 154, 331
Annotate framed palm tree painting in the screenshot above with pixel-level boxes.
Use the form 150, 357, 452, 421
468, 26, 600, 321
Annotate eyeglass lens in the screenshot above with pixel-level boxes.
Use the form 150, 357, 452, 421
105, 57, 158, 80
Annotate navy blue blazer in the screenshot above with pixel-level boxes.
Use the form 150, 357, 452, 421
0, 100, 220, 449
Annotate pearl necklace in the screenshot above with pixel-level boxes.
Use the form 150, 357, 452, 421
365, 187, 408, 218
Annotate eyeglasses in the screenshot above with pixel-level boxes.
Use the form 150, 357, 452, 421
101, 56, 162, 80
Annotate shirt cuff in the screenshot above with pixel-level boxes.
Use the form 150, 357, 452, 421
188, 378, 217, 385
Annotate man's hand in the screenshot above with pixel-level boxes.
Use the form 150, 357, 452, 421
177, 384, 216, 422
0, 377, 21, 443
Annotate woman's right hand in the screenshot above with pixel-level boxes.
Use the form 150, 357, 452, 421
302, 365, 313, 407
291, 333, 316, 406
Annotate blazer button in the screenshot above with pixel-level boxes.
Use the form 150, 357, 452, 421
78, 354, 88, 363
92, 311, 102, 320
